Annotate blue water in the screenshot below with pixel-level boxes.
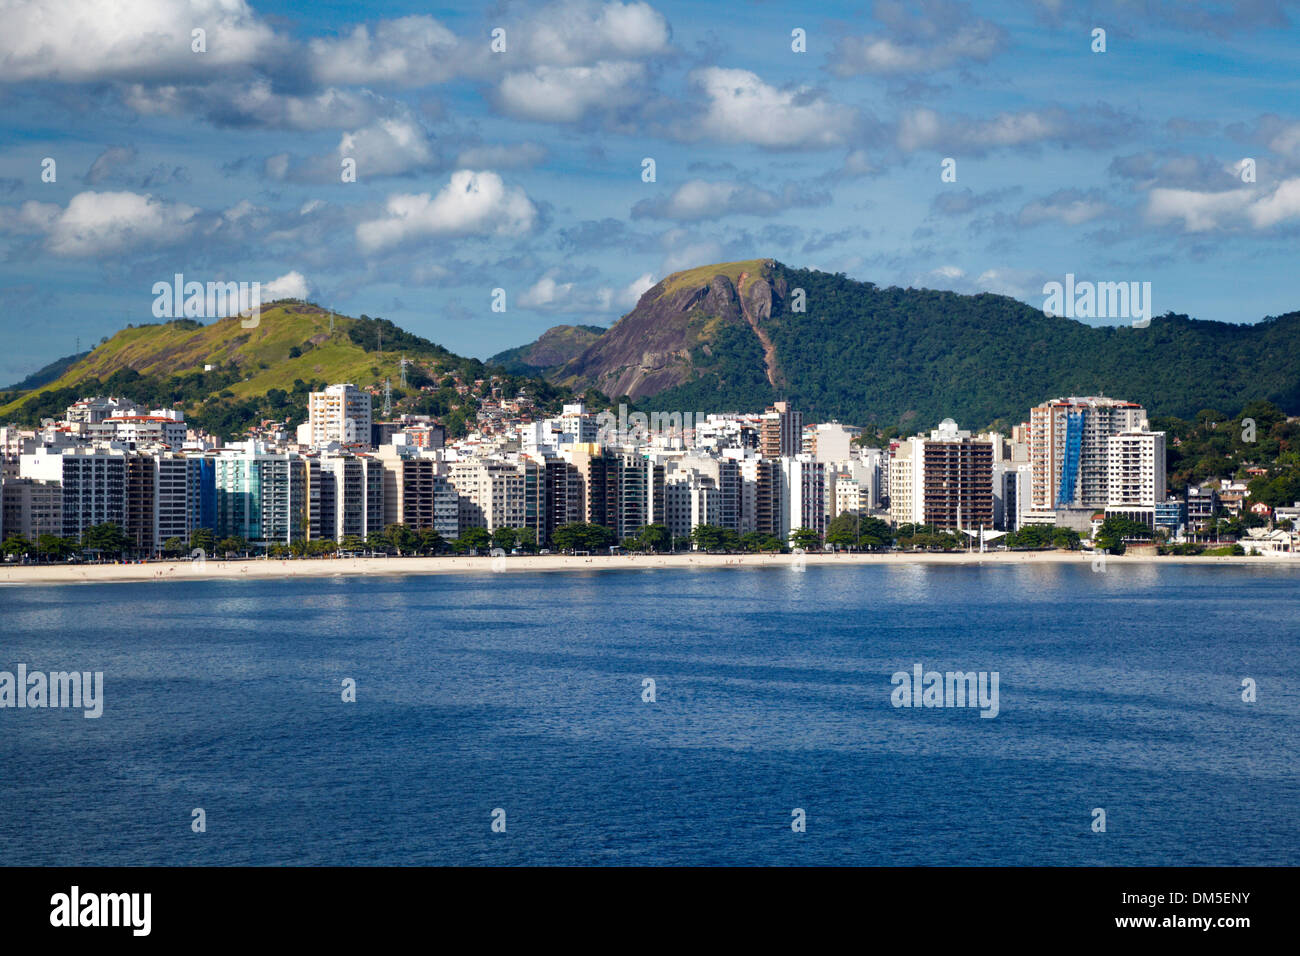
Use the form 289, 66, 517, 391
2, 562, 1297, 865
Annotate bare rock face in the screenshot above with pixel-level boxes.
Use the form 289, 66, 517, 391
558, 262, 775, 401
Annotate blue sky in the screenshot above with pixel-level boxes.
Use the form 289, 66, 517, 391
2, 0, 1299, 382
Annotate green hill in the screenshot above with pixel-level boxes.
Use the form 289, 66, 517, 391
510, 259, 1300, 428
0, 302, 580, 439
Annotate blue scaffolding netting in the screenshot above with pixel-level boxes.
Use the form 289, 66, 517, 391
1055, 411, 1084, 507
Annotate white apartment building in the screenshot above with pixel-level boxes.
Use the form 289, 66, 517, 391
308, 384, 372, 448
779, 455, 825, 541
1104, 429, 1167, 526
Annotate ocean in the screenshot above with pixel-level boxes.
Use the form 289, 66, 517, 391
2, 562, 1297, 865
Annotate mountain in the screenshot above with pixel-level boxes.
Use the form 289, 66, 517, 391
0, 302, 580, 438
489, 323, 605, 375
4, 350, 92, 392
516, 259, 1300, 427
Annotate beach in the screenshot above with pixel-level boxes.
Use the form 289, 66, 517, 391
2, 548, 1296, 585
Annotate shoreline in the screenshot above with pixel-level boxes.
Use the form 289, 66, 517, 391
3, 548, 1297, 585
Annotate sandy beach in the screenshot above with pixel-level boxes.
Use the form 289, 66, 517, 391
2, 548, 1296, 585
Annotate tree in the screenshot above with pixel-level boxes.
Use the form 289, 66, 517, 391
825, 513, 860, 549
690, 524, 727, 552
216, 536, 249, 557
2, 534, 32, 558
633, 523, 670, 553
82, 522, 131, 558
789, 527, 821, 550
516, 527, 538, 553
551, 522, 613, 552
37, 534, 74, 561
189, 527, 215, 556
492, 526, 519, 552
161, 536, 187, 557
341, 534, 367, 553
455, 526, 491, 553
1093, 516, 1151, 555
386, 523, 419, 556
366, 529, 391, 554
419, 528, 447, 554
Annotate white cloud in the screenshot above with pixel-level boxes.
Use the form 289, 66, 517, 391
356, 170, 538, 252
5, 190, 199, 257
899, 107, 1060, 152
515, 0, 671, 66
831, 1, 1005, 77
338, 117, 437, 177
497, 61, 645, 122
0, 0, 277, 82
1145, 185, 1256, 231
263, 271, 310, 300
687, 68, 855, 149
621, 271, 656, 307
519, 269, 657, 314
309, 16, 461, 87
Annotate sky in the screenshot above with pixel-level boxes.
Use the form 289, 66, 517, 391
1, 0, 1299, 383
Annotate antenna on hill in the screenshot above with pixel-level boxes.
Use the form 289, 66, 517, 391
383, 377, 392, 417
400, 355, 408, 387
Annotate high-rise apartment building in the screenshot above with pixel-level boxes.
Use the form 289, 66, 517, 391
1028, 397, 1147, 511
760, 402, 802, 458
1104, 429, 1167, 526
308, 384, 373, 448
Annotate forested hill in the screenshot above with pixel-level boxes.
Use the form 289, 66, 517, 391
549, 260, 1300, 428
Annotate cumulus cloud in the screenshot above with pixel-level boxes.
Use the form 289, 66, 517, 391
496, 61, 646, 122
263, 271, 311, 300
356, 170, 538, 252
631, 179, 828, 221
519, 269, 656, 314
830, 0, 1006, 77
512, 0, 672, 66
309, 16, 461, 87
1144, 178, 1300, 231
685, 68, 857, 149
3, 190, 199, 256
0, 0, 278, 82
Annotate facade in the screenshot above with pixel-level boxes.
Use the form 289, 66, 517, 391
920, 420, 994, 531
308, 384, 373, 448
21, 446, 128, 541
1103, 429, 1167, 526
1028, 397, 1148, 511
760, 402, 802, 459
214, 450, 313, 546
1, 477, 63, 541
